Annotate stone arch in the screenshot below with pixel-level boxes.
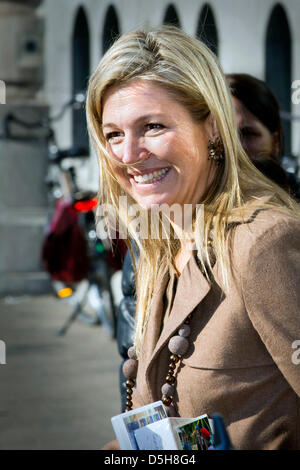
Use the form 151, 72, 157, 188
196, 3, 218, 56
163, 4, 181, 28
102, 5, 120, 54
72, 6, 90, 151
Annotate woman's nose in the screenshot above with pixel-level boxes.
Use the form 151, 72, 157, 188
122, 135, 149, 164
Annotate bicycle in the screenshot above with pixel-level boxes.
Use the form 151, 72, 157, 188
2, 93, 125, 338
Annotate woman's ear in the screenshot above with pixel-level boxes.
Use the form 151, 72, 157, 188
204, 113, 219, 140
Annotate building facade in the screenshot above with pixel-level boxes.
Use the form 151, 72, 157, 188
41, 0, 300, 170
0, 0, 299, 295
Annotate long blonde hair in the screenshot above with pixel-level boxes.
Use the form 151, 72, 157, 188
86, 25, 300, 355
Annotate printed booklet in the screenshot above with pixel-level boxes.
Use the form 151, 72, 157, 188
111, 401, 214, 450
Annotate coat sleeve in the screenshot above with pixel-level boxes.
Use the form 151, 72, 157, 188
241, 217, 300, 396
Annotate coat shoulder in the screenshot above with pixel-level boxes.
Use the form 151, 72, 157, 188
234, 207, 299, 241
228, 208, 300, 273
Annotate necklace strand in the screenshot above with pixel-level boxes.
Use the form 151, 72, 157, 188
122, 313, 193, 416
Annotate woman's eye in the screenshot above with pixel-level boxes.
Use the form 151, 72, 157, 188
105, 131, 123, 143
240, 128, 258, 138
145, 123, 165, 132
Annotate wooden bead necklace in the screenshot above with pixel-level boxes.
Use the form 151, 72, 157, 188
122, 313, 193, 416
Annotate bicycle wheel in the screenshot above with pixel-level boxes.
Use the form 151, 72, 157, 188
85, 283, 116, 337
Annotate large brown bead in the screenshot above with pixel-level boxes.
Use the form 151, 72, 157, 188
122, 358, 138, 379
168, 335, 189, 356
127, 346, 137, 360
161, 383, 175, 397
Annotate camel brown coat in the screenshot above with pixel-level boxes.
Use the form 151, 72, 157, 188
131, 209, 300, 449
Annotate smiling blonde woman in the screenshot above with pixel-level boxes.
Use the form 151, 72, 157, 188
86, 26, 300, 449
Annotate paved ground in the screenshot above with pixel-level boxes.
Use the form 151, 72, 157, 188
0, 294, 122, 449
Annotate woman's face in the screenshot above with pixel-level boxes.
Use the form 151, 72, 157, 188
102, 80, 216, 210
233, 97, 279, 159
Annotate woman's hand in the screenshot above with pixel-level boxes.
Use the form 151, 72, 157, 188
101, 439, 120, 450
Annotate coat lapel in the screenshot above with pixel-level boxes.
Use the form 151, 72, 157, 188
146, 252, 212, 375
140, 266, 170, 366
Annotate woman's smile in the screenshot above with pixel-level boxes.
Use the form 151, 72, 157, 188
129, 167, 171, 186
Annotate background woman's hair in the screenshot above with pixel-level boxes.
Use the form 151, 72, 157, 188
86, 26, 300, 355
226, 73, 284, 158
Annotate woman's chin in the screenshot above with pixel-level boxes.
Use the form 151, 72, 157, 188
133, 194, 178, 211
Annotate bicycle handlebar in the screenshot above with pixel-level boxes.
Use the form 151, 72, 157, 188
1, 91, 86, 139
2, 112, 52, 139
49, 146, 89, 163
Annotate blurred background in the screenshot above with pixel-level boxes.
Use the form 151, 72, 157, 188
0, 0, 299, 450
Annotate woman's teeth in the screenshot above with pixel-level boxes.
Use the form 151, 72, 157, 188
133, 167, 169, 184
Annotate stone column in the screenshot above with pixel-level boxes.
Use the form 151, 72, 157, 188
0, 0, 51, 296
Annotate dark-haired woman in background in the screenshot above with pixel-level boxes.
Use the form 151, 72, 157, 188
227, 73, 300, 200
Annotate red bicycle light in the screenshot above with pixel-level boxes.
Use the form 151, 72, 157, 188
74, 198, 98, 212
